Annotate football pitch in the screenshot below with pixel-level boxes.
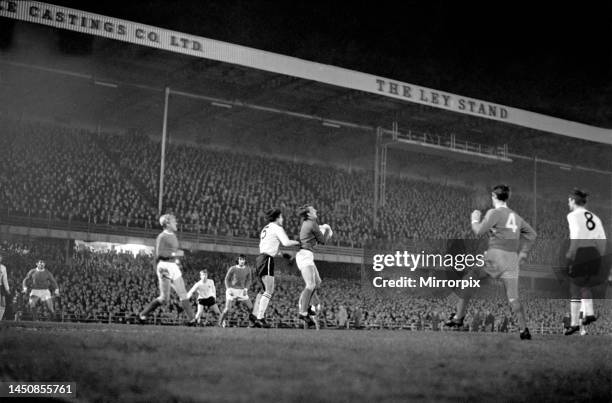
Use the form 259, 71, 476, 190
1, 322, 610, 402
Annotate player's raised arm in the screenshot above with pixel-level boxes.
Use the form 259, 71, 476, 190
471, 209, 497, 237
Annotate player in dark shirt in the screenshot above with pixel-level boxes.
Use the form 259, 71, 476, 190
296, 204, 332, 327
139, 214, 195, 325
218, 255, 255, 327
445, 185, 536, 340
22, 260, 59, 320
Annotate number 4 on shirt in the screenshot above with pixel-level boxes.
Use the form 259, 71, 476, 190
505, 213, 517, 233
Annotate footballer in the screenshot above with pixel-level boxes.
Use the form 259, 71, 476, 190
187, 269, 221, 325
218, 255, 256, 327
139, 214, 195, 325
252, 208, 299, 328
296, 204, 332, 328
22, 260, 59, 320
564, 189, 606, 336
445, 185, 536, 340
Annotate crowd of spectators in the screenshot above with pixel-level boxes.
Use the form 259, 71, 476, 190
0, 120, 157, 227
1, 118, 610, 263
1, 240, 610, 334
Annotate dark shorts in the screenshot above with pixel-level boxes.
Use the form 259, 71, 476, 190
569, 247, 601, 284
198, 297, 216, 308
256, 254, 274, 286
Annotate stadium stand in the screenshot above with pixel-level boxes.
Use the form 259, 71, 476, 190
2, 119, 609, 256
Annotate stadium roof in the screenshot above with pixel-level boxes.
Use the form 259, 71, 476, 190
0, 2, 611, 169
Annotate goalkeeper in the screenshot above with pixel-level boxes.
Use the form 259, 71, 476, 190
296, 204, 332, 327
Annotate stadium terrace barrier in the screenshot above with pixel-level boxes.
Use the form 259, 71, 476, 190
0, 213, 576, 272
9, 311, 583, 335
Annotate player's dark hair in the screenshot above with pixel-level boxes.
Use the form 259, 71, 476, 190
492, 184, 510, 202
265, 208, 282, 222
200, 269, 208, 274
298, 204, 312, 220
570, 188, 588, 206
236, 254, 247, 265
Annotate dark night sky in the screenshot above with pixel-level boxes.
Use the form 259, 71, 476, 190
42, 1, 612, 127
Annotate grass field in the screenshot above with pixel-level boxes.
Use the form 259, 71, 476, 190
1, 322, 611, 403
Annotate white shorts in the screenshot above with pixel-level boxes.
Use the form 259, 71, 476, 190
30, 289, 52, 301
225, 288, 249, 302
157, 261, 182, 281
296, 250, 315, 270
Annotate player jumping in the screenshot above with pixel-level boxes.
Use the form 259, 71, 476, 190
445, 185, 536, 340
22, 260, 59, 321
252, 208, 300, 328
139, 214, 196, 325
218, 255, 256, 327
296, 204, 332, 328
564, 189, 606, 336
187, 269, 221, 325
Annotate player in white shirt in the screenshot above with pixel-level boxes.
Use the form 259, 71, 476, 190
187, 269, 221, 325
564, 189, 606, 336
252, 208, 299, 327
0, 255, 10, 320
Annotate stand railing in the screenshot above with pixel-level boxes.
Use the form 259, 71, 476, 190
8, 311, 594, 335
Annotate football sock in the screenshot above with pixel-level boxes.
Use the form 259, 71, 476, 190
299, 288, 313, 315
252, 293, 262, 316
257, 292, 272, 319
141, 299, 162, 318
516, 307, 526, 331
310, 289, 320, 308
570, 299, 581, 326
582, 299, 594, 316
455, 298, 468, 321
180, 299, 195, 320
